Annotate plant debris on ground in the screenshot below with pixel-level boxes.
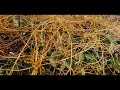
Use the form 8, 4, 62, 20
0, 15, 120, 75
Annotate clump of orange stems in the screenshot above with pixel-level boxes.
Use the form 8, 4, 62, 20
0, 15, 120, 75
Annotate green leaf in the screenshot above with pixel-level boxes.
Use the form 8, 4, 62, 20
0, 70, 4, 75
63, 60, 70, 68
101, 35, 111, 45
115, 64, 120, 73
109, 43, 114, 51
47, 50, 54, 56
116, 64, 120, 69
84, 52, 92, 60
110, 57, 117, 67
104, 59, 110, 65
12, 17, 19, 26
49, 49, 63, 66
